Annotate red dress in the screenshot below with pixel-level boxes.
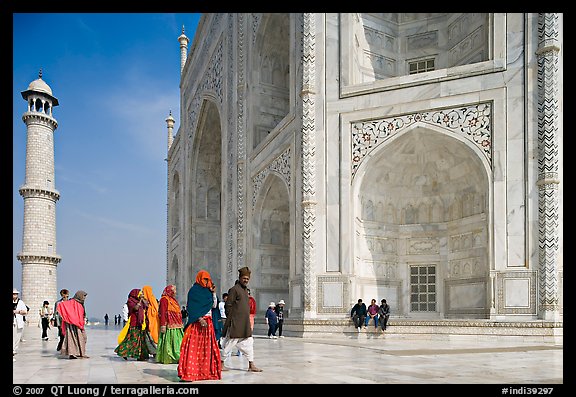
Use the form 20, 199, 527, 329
178, 316, 221, 381
178, 277, 221, 382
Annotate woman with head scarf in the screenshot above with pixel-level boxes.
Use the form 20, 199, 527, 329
156, 284, 184, 364
56, 290, 88, 359
114, 288, 150, 361
177, 270, 221, 381
141, 285, 159, 356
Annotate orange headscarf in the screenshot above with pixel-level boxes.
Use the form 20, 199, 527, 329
142, 285, 159, 344
195, 270, 214, 289
161, 285, 181, 314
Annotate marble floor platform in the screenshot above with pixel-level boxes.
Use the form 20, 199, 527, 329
12, 324, 563, 385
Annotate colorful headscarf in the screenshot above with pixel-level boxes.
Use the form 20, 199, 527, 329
142, 285, 159, 343
186, 270, 215, 326
195, 269, 214, 289
73, 290, 87, 305
161, 285, 181, 314
127, 288, 145, 326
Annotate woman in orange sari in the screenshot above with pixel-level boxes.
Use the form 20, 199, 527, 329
141, 285, 159, 356
178, 270, 221, 381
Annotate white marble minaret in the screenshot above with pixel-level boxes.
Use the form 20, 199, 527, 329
17, 70, 61, 325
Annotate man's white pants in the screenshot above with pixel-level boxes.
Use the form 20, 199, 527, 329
220, 333, 254, 362
13, 324, 23, 354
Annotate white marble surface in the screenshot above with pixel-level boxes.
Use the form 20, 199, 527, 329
13, 324, 562, 384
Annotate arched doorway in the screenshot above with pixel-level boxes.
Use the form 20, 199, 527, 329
251, 173, 290, 318
189, 100, 223, 290
353, 127, 490, 319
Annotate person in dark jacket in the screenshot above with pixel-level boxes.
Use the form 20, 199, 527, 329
265, 302, 278, 338
350, 299, 367, 331
220, 267, 262, 372
274, 300, 285, 337
378, 299, 391, 331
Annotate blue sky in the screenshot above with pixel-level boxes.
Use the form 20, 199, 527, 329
12, 13, 201, 320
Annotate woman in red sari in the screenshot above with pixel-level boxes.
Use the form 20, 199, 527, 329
57, 290, 88, 359
178, 270, 221, 382
114, 289, 150, 361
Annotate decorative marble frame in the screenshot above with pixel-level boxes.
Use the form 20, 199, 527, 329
444, 277, 489, 317
316, 275, 350, 314
351, 102, 492, 178
496, 271, 537, 315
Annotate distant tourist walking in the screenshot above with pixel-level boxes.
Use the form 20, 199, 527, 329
104, 313, 109, 326
156, 284, 184, 364
53, 289, 69, 351
39, 300, 53, 340
275, 300, 285, 337
57, 290, 89, 359
181, 305, 188, 324
13, 288, 28, 361
217, 293, 228, 348
265, 302, 278, 338
122, 303, 129, 326
178, 270, 221, 382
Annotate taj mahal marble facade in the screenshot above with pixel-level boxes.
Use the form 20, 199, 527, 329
166, 13, 563, 338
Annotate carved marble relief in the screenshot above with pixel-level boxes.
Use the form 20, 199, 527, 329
352, 103, 492, 178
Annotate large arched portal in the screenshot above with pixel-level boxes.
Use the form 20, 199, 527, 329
189, 100, 222, 289
354, 127, 490, 319
252, 174, 290, 317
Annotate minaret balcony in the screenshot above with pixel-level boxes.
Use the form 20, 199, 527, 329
22, 111, 58, 129
16, 252, 62, 265
18, 185, 60, 200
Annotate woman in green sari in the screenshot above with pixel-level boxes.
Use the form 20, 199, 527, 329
156, 284, 184, 364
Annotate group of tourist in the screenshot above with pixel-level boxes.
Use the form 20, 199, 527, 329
13, 287, 90, 362
350, 298, 391, 332
264, 299, 286, 338
13, 266, 263, 381
113, 266, 262, 382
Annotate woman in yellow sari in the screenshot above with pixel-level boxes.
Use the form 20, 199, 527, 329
141, 285, 159, 356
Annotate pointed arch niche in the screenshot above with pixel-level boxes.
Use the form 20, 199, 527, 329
170, 254, 181, 297
251, 13, 291, 150
252, 173, 290, 317
170, 172, 181, 238
189, 100, 223, 289
353, 127, 490, 319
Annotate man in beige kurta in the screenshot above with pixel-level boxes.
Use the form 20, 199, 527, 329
220, 267, 262, 372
